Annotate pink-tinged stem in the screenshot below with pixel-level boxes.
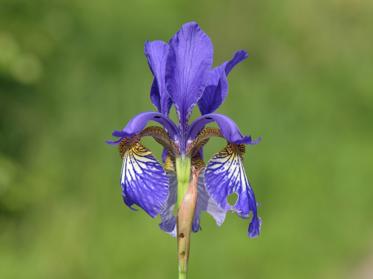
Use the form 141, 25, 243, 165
177, 167, 200, 279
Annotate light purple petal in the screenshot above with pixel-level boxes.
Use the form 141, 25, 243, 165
144, 41, 172, 115
159, 173, 177, 236
166, 22, 213, 127
110, 111, 178, 141
205, 145, 261, 237
198, 50, 248, 115
188, 113, 260, 144
192, 172, 226, 232
120, 142, 169, 218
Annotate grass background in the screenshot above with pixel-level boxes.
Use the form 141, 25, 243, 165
1, 0, 373, 278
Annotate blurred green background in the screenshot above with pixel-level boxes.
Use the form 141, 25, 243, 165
1, 0, 373, 278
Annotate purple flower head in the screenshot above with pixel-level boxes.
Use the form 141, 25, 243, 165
108, 22, 261, 238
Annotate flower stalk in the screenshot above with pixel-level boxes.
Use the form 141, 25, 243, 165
176, 158, 198, 279
176, 157, 191, 208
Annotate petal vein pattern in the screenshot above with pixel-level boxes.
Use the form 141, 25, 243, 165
205, 144, 260, 237
121, 142, 169, 218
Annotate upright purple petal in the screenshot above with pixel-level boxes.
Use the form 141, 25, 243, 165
144, 41, 172, 115
110, 111, 178, 141
166, 22, 213, 126
120, 142, 169, 218
204, 144, 261, 237
197, 68, 227, 116
198, 50, 248, 115
188, 113, 260, 144
225, 50, 248, 75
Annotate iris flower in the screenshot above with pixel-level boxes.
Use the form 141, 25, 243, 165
108, 22, 261, 278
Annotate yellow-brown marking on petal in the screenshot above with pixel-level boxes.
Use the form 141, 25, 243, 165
140, 126, 179, 156
118, 136, 140, 158
187, 127, 223, 156
119, 126, 178, 159
164, 153, 175, 172
217, 143, 246, 159
191, 153, 205, 171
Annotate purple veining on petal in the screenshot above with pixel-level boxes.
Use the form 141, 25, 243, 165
166, 22, 213, 129
120, 143, 169, 218
144, 40, 172, 115
198, 50, 248, 115
188, 113, 258, 144
204, 145, 261, 237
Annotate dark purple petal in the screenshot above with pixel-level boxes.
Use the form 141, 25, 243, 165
120, 142, 169, 218
204, 144, 261, 238
159, 173, 177, 236
197, 68, 227, 115
188, 113, 259, 144
166, 22, 213, 126
149, 80, 161, 111
110, 112, 178, 141
225, 50, 248, 75
161, 148, 169, 163
144, 41, 172, 115
192, 173, 226, 232
248, 207, 261, 238
198, 50, 248, 115
106, 138, 124, 145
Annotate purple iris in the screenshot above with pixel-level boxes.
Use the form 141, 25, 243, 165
108, 22, 261, 238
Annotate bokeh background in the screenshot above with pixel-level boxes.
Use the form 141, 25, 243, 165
1, 0, 373, 278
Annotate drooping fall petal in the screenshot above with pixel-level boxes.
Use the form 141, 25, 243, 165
120, 141, 169, 218
204, 144, 261, 237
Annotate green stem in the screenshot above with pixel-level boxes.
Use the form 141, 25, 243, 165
175, 156, 193, 279
178, 271, 187, 279
176, 156, 191, 208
